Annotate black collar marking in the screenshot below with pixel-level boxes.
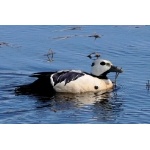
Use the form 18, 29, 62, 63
52, 71, 85, 86
97, 71, 109, 79
85, 71, 108, 79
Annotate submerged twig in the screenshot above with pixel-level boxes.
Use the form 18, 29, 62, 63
114, 68, 122, 88
146, 80, 150, 90
87, 52, 101, 60
44, 49, 55, 62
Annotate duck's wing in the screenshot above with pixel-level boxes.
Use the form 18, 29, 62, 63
50, 70, 86, 86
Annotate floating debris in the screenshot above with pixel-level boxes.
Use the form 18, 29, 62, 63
135, 26, 140, 28
53, 36, 71, 40
0, 42, 9, 47
52, 35, 78, 40
68, 26, 82, 30
52, 32, 102, 41
146, 80, 150, 90
87, 52, 101, 60
88, 33, 101, 40
0, 41, 21, 48
74, 33, 102, 40
44, 49, 55, 62
52, 26, 82, 32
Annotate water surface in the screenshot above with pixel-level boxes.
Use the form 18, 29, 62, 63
0, 25, 150, 123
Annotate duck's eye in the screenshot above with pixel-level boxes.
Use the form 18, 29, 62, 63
100, 61, 105, 65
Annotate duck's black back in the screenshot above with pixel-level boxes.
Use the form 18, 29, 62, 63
15, 72, 55, 96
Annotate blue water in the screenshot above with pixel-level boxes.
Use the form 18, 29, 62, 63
0, 25, 150, 123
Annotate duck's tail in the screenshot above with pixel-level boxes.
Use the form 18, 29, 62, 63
15, 74, 55, 96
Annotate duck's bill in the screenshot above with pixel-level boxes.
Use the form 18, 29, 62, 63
109, 65, 123, 73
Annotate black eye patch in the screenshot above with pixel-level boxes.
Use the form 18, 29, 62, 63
91, 62, 95, 66
100, 61, 105, 65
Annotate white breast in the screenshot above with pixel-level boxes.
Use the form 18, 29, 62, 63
51, 74, 113, 93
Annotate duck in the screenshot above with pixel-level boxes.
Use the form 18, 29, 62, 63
15, 58, 123, 96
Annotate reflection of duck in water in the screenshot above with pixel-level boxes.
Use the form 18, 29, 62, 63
16, 57, 123, 96
55, 90, 114, 106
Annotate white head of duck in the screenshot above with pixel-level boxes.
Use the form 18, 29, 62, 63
91, 58, 123, 79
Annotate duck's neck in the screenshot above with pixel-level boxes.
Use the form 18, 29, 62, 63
92, 73, 108, 79
92, 71, 110, 79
